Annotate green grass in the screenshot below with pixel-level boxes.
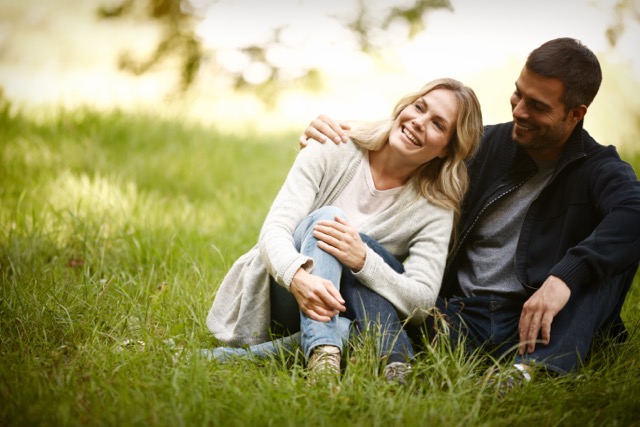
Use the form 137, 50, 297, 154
1, 101, 640, 426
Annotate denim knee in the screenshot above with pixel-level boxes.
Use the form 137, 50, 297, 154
312, 206, 346, 222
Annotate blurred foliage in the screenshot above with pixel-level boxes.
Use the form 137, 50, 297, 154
343, 0, 451, 52
605, 0, 640, 47
97, 0, 452, 103
98, 0, 201, 91
97, 0, 639, 106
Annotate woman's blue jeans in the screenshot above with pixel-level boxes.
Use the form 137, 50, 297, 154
341, 234, 415, 364
293, 206, 351, 359
206, 206, 414, 364
207, 206, 350, 361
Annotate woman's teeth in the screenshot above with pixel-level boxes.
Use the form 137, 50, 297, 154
403, 128, 420, 146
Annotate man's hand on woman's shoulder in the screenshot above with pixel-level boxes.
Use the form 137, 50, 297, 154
299, 114, 351, 148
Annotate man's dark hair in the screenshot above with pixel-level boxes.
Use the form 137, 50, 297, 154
526, 37, 602, 109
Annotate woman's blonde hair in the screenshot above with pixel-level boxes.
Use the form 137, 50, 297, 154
347, 77, 483, 222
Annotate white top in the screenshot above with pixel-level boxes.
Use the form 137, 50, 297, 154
333, 151, 404, 228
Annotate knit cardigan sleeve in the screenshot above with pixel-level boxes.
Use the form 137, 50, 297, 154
258, 140, 360, 289
353, 193, 453, 324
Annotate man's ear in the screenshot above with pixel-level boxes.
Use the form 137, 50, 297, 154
570, 105, 588, 123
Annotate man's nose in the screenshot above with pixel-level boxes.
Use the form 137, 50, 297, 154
512, 99, 529, 118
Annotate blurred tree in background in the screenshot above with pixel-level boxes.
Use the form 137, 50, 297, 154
605, 0, 640, 47
98, 0, 201, 91
97, 0, 452, 102
97, 0, 639, 106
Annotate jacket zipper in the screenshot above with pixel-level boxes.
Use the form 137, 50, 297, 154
450, 173, 535, 264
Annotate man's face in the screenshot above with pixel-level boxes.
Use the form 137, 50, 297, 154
510, 67, 584, 160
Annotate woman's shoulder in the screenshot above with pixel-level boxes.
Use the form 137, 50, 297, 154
298, 138, 363, 162
304, 138, 361, 151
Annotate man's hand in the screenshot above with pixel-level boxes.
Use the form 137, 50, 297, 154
518, 275, 571, 354
289, 268, 346, 322
313, 216, 366, 272
299, 114, 351, 148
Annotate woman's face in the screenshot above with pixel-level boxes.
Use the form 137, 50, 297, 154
389, 88, 459, 166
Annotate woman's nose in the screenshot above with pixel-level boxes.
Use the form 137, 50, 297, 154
411, 117, 425, 131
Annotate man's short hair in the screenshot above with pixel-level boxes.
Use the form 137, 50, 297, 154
526, 37, 602, 110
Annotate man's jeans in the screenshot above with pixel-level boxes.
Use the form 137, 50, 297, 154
206, 206, 414, 364
431, 262, 637, 374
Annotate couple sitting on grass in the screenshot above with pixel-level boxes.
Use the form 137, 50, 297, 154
205, 38, 640, 391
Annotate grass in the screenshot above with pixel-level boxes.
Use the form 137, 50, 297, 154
1, 100, 640, 426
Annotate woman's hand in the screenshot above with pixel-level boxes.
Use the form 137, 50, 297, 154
313, 216, 366, 272
290, 268, 346, 322
299, 114, 351, 147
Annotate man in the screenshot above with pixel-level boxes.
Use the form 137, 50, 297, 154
300, 37, 640, 382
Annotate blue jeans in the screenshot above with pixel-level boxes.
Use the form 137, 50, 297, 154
430, 263, 637, 374
207, 206, 351, 361
269, 230, 416, 364
206, 207, 415, 364
341, 234, 415, 364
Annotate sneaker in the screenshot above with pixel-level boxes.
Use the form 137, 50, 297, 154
307, 345, 341, 382
383, 362, 413, 385
485, 363, 532, 398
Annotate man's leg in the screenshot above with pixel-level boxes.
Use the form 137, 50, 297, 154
424, 295, 522, 357
517, 265, 638, 374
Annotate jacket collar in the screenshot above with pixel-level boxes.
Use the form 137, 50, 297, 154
554, 120, 587, 172
509, 120, 587, 174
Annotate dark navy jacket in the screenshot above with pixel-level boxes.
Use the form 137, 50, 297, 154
442, 121, 640, 297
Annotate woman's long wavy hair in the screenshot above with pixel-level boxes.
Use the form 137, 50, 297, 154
347, 78, 483, 226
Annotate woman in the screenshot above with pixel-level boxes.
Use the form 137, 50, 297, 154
206, 78, 483, 383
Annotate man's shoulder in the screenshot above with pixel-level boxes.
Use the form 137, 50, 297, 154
579, 128, 626, 164
475, 122, 515, 156
482, 122, 513, 140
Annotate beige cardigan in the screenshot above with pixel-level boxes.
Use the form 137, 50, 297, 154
207, 139, 454, 346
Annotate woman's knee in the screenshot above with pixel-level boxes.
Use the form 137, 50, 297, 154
294, 206, 347, 244
312, 206, 346, 222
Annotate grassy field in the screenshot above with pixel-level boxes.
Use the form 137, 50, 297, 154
1, 101, 640, 426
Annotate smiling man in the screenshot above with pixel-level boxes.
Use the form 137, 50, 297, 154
302, 38, 640, 390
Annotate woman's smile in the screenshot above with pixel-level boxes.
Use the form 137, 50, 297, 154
402, 126, 422, 147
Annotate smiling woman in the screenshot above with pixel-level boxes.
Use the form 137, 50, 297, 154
205, 77, 483, 384
379, 88, 458, 189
